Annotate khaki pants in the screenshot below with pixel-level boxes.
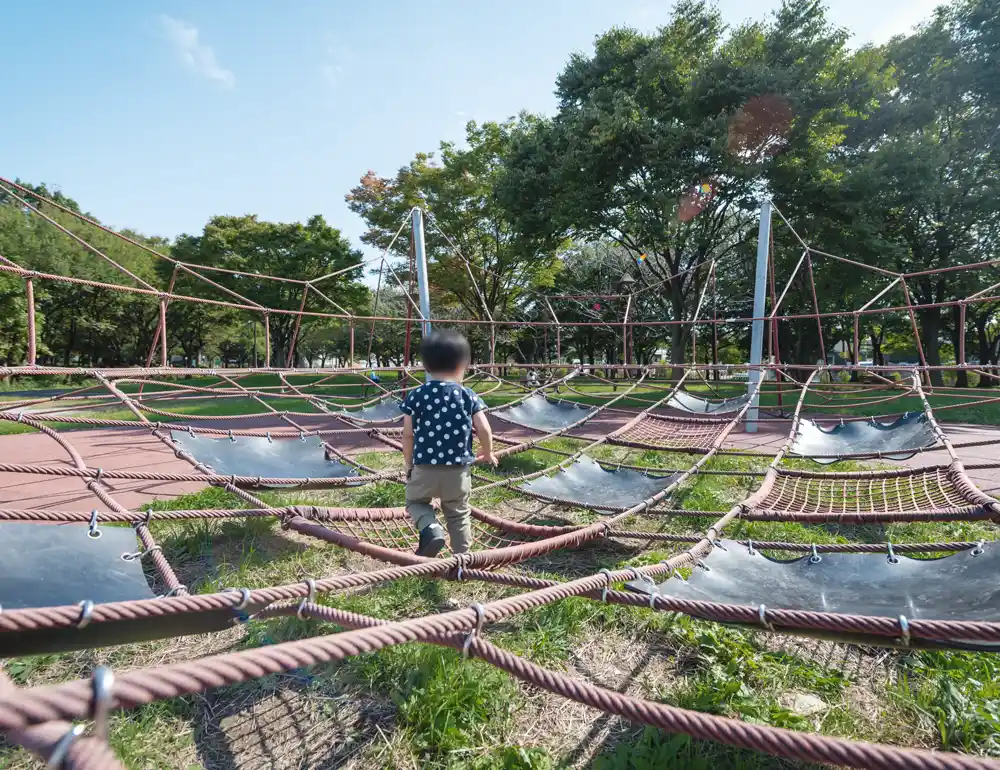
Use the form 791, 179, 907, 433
406, 465, 473, 554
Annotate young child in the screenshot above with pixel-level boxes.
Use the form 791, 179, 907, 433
400, 330, 497, 557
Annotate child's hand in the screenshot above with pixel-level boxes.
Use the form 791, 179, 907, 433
476, 451, 499, 467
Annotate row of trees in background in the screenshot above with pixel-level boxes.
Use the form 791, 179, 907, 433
0, 0, 997, 379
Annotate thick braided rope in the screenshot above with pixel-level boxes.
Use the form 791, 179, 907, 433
1, 598, 997, 769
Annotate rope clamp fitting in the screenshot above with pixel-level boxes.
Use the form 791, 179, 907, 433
758, 604, 775, 632
90, 666, 114, 742
898, 614, 911, 647
972, 540, 985, 557
297, 578, 317, 620
76, 600, 94, 629
599, 568, 613, 602
809, 544, 821, 564
462, 602, 486, 658
887, 541, 899, 564
46, 723, 85, 768
88, 510, 101, 540
122, 545, 162, 562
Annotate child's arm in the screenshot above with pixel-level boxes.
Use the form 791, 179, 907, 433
472, 411, 498, 466
402, 415, 414, 472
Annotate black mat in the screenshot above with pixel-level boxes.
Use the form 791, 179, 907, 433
518, 456, 680, 512
170, 431, 360, 484
790, 414, 938, 463
337, 398, 403, 423
0, 523, 265, 656
494, 395, 597, 432
0, 523, 154, 610
667, 391, 750, 414
625, 539, 1000, 649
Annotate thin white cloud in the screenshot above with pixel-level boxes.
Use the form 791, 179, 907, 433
322, 63, 344, 89
160, 15, 235, 88
321, 34, 352, 91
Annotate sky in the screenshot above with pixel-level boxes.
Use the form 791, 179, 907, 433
1, 0, 941, 254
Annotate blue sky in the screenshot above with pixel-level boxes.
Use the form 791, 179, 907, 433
1, 0, 939, 252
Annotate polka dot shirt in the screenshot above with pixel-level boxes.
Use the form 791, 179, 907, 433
399, 380, 487, 466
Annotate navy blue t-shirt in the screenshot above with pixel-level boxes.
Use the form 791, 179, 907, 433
399, 380, 486, 465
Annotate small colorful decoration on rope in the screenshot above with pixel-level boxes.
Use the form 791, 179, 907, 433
593, 302, 602, 311
636, 253, 648, 265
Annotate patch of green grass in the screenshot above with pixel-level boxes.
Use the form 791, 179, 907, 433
108, 700, 198, 769
354, 481, 407, 507
594, 729, 821, 770
496, 595, 618, 666
350, 644, 521, 763
897, 651, 1000, 755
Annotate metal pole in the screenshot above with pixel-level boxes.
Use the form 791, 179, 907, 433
746, 199, 771, 433
412, 208, 432, 337
412, 208, 432, 381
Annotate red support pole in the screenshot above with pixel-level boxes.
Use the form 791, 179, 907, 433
852, 313, 860, 367
711, 266, 719, 380
158, 298, 168, 368
349, 323, 355, 367
555, 325, 561, 364
899, 278, 929, 384
144, 266, 178, 372
25, 278, 36, 366
959, 302, 967, 366
806, 255, 826, 365
287, 286, 309, 368
263, 312, 271, 368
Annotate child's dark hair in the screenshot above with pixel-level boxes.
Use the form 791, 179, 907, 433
421, 330, 471, 374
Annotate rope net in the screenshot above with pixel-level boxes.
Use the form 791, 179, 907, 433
3, 184, 1000, 767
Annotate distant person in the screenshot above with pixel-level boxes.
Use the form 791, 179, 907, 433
368, 370, 381, 384
400, 330, 497, 557
526, 370, 540, 387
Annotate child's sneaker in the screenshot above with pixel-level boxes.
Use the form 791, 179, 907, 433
416, 523, 446, 557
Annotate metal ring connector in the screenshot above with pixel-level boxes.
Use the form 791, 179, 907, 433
297, 578, 317, 620
898, 614, 911, 647
758, 603, 775, 632
747, 539, 756, 556
462, 602, 486, 658
972, 540, 985, 557
887, 541, 899, 564
88, 510, 101, 539
121, 546, 162, 562
77, 600, 94, 629
598, 569, 612, 602
809, 544, 822, 564
223, 587, 252, 610
90, 666, 114, 742
46, 723, 85, 768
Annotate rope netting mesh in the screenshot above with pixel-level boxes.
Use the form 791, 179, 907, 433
4, 182, 1000, 767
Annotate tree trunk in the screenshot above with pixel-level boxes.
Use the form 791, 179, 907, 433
950, 305, 968, 387
918, 308, 944, 386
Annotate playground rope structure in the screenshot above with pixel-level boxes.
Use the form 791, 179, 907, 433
4, 180, 1000, 767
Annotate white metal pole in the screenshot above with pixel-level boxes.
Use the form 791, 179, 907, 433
746, 199, 772, 433
412, 208, 432, 336
412, 208, 433, 381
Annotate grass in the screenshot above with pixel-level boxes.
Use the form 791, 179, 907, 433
2, 410, 1000, 768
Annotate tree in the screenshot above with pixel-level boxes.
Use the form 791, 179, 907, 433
502, 0, 891, 372
170, 215, 368, 367
347, 117, 564, 364
845, 8, 999, 385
